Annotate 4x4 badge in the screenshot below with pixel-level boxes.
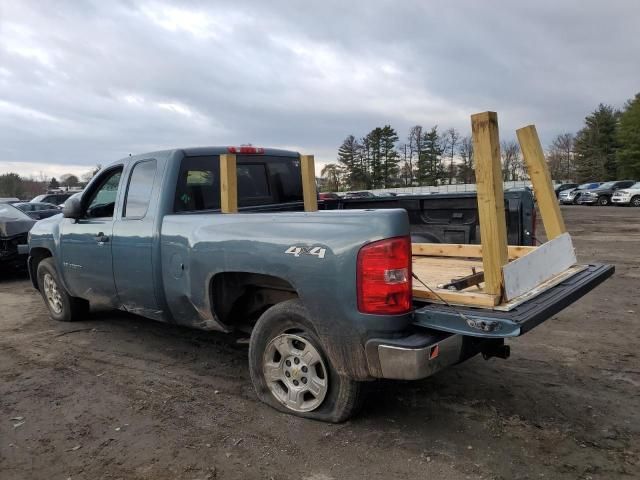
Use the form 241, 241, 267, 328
285, 246, 326, 259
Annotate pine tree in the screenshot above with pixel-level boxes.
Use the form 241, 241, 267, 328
337, 135, 364, 189
365, 128, 384, 188
574, 104, 620, 182
417, 126, 444, 185
380, 125, 399, 188
48, 177, 60, 189
616, 93, 640, 178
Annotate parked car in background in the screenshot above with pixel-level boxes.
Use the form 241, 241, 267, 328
343, 191, 377, 199
0, 203, 36, 270
1, 197, 21, 204
559, 182, 602, 204
505, 185, 535, 200
554, 183, 578, 198
577, 180, 636, 206
13, 202, 62, 220
612, 182, 640, 207
31, 192, 75, 205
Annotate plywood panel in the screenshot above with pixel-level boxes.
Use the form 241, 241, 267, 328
502, 232, 576, 301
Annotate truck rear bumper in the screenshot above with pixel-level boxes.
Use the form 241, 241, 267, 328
365, 331, 467, 380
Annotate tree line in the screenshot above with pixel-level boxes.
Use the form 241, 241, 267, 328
322, 92, 640, 191
0, 167, 100, 199
548, 93, 640, 182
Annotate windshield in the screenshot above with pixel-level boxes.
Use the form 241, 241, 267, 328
598, 182, 615, 189
577, 183, 594, 190
0, 203, 32, 220
630, 182, 640, 189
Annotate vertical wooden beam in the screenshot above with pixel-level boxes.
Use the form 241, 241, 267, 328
471, 111, 509, 297
300, 154, 318, 212
517, 125, 566, 240
220, 153, 238, 213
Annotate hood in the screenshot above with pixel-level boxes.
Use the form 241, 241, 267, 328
0, 217, 37, 237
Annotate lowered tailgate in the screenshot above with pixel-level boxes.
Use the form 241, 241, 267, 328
413, 263, 614, 338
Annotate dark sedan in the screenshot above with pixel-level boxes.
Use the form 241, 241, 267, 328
13, 202, 62, 220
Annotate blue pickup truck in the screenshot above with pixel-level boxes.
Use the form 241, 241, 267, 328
27, 147, 613, 422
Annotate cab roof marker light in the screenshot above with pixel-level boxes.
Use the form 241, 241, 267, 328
227, 146, 265, 154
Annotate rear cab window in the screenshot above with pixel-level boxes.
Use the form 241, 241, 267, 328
174, 155, 302, 212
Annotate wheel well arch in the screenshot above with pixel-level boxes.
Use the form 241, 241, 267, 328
210, 272, 298, 333
28, 247, 53, 289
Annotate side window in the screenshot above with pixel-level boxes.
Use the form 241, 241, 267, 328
86, 168, 123, 218
124, 160, 157, 219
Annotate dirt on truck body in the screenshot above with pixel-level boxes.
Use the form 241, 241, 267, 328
1, 206, 638, 480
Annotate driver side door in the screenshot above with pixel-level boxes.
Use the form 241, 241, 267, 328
60, 166, 123, 308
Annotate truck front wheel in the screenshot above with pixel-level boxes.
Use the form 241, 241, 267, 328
248, 299, 364, 422
36, 258, 89, 322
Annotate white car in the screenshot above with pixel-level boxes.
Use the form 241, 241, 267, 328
612, 182, 640, 207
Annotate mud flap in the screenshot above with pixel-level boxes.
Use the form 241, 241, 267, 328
412, 264, 614, 338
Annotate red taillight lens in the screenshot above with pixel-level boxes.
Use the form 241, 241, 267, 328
357, 236, 412, 315
227, 146, 265, 154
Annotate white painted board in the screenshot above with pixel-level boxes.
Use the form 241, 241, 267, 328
502, 232, 577, 301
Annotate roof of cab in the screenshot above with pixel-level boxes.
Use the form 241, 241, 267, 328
122, 146, 300, 162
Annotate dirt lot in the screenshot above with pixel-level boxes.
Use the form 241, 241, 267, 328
1, 206, 638, 480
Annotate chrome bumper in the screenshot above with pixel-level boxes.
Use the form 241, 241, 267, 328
365, 333, 464, 380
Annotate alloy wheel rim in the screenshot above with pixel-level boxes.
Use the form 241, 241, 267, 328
263, 333, 329, 412
43, 273, 63, 314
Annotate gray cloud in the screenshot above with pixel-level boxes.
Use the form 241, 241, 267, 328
1, 0, 639, 175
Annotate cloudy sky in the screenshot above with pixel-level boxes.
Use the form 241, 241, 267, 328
1, 0, 639, 179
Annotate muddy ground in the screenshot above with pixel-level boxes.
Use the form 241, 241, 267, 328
1, 206, 638, 480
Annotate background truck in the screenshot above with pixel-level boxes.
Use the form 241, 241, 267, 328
27, 139, 613, 422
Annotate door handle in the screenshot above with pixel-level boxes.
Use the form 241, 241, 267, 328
95, 232, 109, 243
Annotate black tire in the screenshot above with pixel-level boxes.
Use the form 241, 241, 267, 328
631, 196, 640, 208
598, 196, 610, 206
248, 299, 364, 422
36, 258, 89, 322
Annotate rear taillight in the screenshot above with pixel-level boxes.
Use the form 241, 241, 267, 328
357, 236, 412, 315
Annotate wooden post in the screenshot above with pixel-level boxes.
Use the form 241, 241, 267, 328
220, 153, 238, 213
517, 125, 566, 240
471, 111, 509, 297
300, 154, 318, 212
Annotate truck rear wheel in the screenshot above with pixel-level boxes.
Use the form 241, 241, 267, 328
248, 299, 364, 422
37, 258, 89, 322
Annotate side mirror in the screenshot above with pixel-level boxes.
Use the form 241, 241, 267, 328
62, 196, 83, 219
